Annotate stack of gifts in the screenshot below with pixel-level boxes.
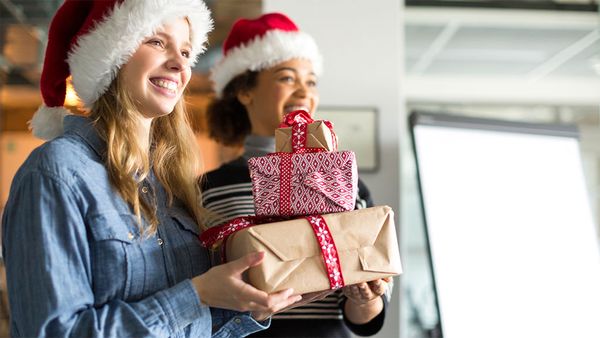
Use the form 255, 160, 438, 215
249, 111, 357, 217
200, 110, 401, 294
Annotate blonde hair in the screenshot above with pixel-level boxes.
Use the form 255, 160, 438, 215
90, 73, 206, 235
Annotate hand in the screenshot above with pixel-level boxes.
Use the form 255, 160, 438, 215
192, 252, 302, 317
342, 278, 390, 325
342, 277, 391, 305
253, 289, 334, 320
281, 289, 334, 312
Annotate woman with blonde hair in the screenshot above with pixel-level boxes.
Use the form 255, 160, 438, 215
1, 1, 300, 337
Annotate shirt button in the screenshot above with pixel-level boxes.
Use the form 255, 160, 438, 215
234, 318, 242, 324
127, 232, 135, 240
141, 186, 149, 194
157, 238, 164, 246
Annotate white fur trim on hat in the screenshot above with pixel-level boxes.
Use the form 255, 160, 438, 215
29, 105, 71, 140
68, 0, 212, 108
211, 30, 322, 96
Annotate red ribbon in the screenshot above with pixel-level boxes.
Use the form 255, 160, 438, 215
279, 110, 337, 152
270, 148, 327, 216
199, 214, 345, 290
305, 215, 345, 289
279, 153, 293, 215
274, 110, 337, 215
280, 110, 313, 127
199, 215, 287, 249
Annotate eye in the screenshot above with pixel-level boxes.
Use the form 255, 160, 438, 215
181, 50, 191, 58
147, 39, 164, 47
279, 76, 295, 83
307, 79, 318, 87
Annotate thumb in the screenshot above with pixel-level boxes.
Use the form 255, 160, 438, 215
229, 252, 264, 273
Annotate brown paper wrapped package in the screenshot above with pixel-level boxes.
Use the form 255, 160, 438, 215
225, 206, 402, 294
275, 121, 336, 152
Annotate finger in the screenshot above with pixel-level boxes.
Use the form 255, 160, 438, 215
251, 311, 269, 322
264, 289, 301, 313
264, 288, 296, 309
342, 285, 352, 295
347, 285, 360, 299
279, 294, 303, 310
277, 294, 305, 313
358, 283, 372, 299
367, 279, 381, 288
247, 293, 301, 313
228, 252, 265, 274
235, 280, 272, 307
244, 300, 269, 312
355, 282, 369, 291
368, 280, 385, 295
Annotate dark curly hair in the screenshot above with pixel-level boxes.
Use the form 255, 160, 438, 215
206, 71, 258, 146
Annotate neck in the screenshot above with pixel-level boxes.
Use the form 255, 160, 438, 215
137, 117, 153, 152
243, 134, 275, 158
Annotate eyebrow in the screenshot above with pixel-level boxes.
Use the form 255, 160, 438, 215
155, 32, 192, 49
274, 67, 316, 76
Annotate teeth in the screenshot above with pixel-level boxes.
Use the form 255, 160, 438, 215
285, 106, 309, 113
152, 79, 177, 91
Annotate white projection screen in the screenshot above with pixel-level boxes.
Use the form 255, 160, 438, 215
410, 112, 600, 338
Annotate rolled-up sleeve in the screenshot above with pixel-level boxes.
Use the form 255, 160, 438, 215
1, 170, 211, 337
210, 308, 270, 338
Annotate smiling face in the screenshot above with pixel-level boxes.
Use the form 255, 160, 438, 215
120, 17, 192, 121
238, 58, 320, 136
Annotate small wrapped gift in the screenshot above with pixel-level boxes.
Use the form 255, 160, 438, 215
275, 110, 338, 153
248, 150, 358, 216
201, 206, 402, 294
275, 120, 336, 152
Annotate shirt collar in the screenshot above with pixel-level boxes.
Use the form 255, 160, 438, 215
63, 115, 106, 158
243, 134, 275, 158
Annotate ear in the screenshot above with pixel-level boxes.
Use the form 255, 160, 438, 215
237, 90, 253, 107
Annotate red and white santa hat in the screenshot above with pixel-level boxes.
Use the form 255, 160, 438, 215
211, 12, 322, 96
30, 0, 213, 140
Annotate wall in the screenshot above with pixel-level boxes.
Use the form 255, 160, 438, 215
0, 132, 44, 209
263, 1, 405, 337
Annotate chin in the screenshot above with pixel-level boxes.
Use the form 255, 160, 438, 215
155, 103, 177, 116
159, 109, 175, 117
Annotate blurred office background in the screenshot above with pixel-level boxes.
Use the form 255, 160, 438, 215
1, 0, 599, 337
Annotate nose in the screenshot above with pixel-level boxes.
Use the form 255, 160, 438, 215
165, 50, 187, 72
293, 81, 309, 98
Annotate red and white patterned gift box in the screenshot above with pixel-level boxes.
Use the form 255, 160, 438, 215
248, 151, 358, 216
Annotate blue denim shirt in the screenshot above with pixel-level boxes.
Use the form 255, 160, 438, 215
1, 116, 269, 337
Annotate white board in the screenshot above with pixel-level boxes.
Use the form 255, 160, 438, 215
411, 112, 600, 338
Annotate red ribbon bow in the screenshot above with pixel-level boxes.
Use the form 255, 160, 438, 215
279, 110, 337, 152
279, 110, 314, 128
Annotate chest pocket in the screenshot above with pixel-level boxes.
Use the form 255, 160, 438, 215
88, 212, 138, 304
167, 207, 209, 278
